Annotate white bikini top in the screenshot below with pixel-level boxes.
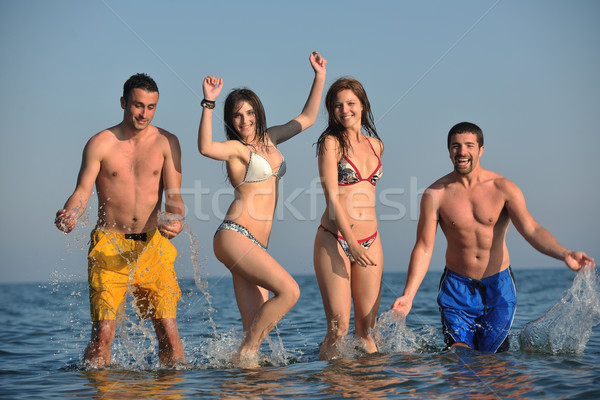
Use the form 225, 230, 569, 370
234, 147, 286, 189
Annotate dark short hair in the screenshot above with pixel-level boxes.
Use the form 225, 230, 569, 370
223, 88, 267, 145
447, 122, 483, 149
122, 73, 159, 103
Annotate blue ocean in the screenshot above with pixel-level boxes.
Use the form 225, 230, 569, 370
1, 261, 599, 398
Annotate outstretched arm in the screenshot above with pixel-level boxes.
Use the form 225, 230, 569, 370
55, 137, 102, 233
391, 188, 440, 316
269, 51, 327, 144
504, 179, 595, 271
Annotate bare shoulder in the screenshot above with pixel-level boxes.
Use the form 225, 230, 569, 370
429, 172, 454, 191
154, 126, 178, 143
321, 134, 342, 155
367, 136, 384, 156
489, 171, 520, 194
422, 173, 453, 206
85, 127, 119, 156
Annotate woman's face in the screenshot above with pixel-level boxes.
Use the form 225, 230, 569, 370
332, 89, 363, 130
231, 101, 256, 138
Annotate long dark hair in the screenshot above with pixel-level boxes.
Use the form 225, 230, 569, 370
223, 88, 267, 147
316, 77, 380, 156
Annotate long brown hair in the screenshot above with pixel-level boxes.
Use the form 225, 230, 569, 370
316, 77, 380, 156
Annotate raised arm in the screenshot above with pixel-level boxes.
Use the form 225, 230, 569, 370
55, 136, 102, 233
391, 188, 440, 316
159, 132, 184, 239
503, 179, 594, 271
269, 51, 327, 144
197, 76, 243, 161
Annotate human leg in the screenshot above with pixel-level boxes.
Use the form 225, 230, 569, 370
83, 320, 117, 367
152, 318, 186, 366
214, 229, 300, 362
313, 227, 353, 360
437, 268, 478, 349
475, 268, 517, 352
233, 274, 270, 332
351, 234, 383, 353
86, 228, 131, 367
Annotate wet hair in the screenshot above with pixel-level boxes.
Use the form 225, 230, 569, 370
316, 77, 381, 156
447, 122, 484, 149
122, 73, 159, 104
223, 88, 267, 146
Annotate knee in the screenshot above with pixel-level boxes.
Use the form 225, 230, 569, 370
284, 280, 301, 307
275, 279, 300, 309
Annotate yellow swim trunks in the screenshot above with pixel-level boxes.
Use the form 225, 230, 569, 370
87, 227, 181, 321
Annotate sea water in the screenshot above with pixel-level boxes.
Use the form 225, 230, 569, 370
1, 238, 599, 398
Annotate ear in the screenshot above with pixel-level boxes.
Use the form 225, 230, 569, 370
120, 96, 126, 110
479, 145, 485, 158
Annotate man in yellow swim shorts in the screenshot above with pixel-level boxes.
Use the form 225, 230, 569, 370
88, 227, 180, 322
55, 73, 186, 367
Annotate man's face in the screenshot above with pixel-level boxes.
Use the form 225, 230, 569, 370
449, 132, 484, 175
121, 88, 159, 131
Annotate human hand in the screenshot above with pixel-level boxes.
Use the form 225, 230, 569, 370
158, 212, 184, 239
55, 209, 78, 233
348, 242, 376, 267
309, 51, 327, 76
390, 296, 412, 317
203, 76, 223, 102
565, 251, 595, 271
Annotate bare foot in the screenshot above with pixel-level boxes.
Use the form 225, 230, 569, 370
232, 350, 261, 369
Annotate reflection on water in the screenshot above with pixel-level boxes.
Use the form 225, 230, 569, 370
81, 369, 186, 399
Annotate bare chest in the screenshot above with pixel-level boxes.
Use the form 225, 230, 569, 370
439, 188, 507, 230
99, 143, 164, 182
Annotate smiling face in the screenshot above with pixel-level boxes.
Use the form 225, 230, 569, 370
231, 101, 256, 139
120, 88, 158, 131
448, 132, 484, 175
332, 89, 363, 131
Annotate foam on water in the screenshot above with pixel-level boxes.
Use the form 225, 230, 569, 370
518, 266, 600, 354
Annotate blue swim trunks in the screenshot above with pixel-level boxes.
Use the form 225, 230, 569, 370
437, 267, 517, 353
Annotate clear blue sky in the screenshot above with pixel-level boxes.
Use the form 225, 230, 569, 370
1, 0, 598, 283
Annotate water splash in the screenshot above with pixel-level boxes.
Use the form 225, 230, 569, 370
518, 266, 600, 354
375, 310, 438, 354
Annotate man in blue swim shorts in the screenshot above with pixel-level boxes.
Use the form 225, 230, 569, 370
391, 122, 594, 352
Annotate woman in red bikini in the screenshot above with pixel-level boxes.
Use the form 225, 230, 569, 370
313, 77, 384, 360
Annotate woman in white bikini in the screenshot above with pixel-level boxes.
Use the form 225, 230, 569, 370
198, 51, 327, 366
313, 77, 384, 360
